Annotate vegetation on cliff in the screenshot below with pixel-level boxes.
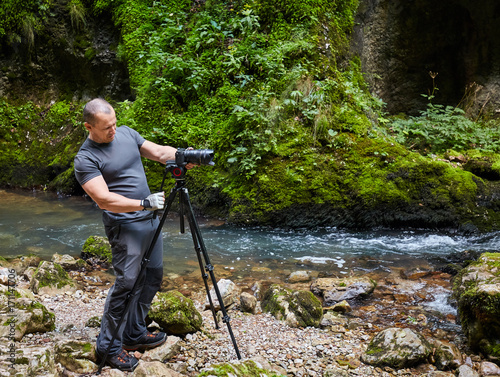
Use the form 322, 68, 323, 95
2, 0, 500, 230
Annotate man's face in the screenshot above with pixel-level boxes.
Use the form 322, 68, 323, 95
86, 109, 117, 144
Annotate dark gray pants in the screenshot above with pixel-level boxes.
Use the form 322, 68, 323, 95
96, 217, 163, 356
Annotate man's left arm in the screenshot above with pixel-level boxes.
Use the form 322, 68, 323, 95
140, 140, 177, 164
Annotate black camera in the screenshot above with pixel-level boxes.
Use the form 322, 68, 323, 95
175, 148, 215, 166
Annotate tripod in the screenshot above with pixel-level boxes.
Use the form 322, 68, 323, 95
97, 163, 241, 374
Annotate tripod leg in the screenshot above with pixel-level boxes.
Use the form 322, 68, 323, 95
179, 188, 242, 360
188, 225, 220, 329
96, 187, 178, 374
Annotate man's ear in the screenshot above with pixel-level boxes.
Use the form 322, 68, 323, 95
84, 122, 92, 132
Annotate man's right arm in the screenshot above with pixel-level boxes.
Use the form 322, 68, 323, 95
81, 175, 145, 213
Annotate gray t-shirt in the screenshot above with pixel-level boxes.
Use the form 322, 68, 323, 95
74, 126, 152, 225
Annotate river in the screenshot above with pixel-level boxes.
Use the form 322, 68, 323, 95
2, 188, 499, 298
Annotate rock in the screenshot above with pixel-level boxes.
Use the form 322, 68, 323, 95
23, 266, 37, 282
0, 267, 13, 285
330, 300, 352, 313
51, 253, 86, 271
310, 277, 376, 306
430, 339, 463, 370
8, 345, 58, 377
54, 339, 97, 373
426, 371, 455, 377
452, 252, 500, 358
400, 266, 433, 280
261, 284, 323, 328
240, 292, 257, 313
29, 261, 77, 295
457, 364, 480, 377
141, 335, 182, 362
81, 235, 112, 264
199, 359, 284, 377
361, 327, 432, 369
320, 311, 348, 329
85, 315, 101, 328
480, 361, 500, 376
205, 278, 240, 311
132, 360, 184, 377
250, 356, 287, 376
251, 281, 264, 300
0, 255, 41, 275
149, 290, 203, 335
288, 271, 312, 283
0, 292, 55, 340
324, 365, 349, 376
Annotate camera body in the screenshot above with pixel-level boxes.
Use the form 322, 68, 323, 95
175, 148, 215, 166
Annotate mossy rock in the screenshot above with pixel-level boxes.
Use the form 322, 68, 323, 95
261, 284, 323, 328
148, 290, 203, 335
0, 254, 42, 274
452, 252, 500, 358
54, 340, 97, 374
361, 327, 432, 369
197, 359, 286, 377
30, 261, 76, 295
0, 293, 55, 340
85, 316, 101, 328
81, 236, 112, 263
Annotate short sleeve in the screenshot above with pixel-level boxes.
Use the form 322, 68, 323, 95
74, 153, 102, 186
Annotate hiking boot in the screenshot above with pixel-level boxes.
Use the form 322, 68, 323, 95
96, 348, 139, 372
123, 331, 167, 352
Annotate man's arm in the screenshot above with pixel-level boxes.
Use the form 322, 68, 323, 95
140, 140, 177, 164
81, 175, 144, 212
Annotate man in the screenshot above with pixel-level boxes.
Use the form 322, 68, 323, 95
74, 98, 184, 371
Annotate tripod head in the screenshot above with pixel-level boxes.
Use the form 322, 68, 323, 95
161, 148, 214, 187
165, 161, 188, 181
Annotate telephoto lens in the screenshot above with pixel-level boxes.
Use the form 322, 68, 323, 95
175, 149, 215, 166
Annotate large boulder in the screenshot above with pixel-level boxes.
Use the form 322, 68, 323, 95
54, 339, 97, 374
311, 277, 377, 306
199, 359, 286, 377
261, 284, 323, 328
1, 345, 58, 377
452, 252, 500, 358
29, 261, 76, 295
81, 235, 112, 265
148, 290, 203, 335
0, 289, 55, 341
361, 327, 432, 369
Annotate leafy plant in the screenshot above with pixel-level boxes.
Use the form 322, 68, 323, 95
389, 93, 500, 154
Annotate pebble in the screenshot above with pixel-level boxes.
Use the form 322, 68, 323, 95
13, 265, 469, 377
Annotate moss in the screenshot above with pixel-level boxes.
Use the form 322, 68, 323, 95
27, 301, 56, 331
262, 284, 323, 327
81, 236, 112, 262
223, 135, 489, 229
453, 253, 500, 355
197, 360, 286, 377
149, 290, 202, 334
365, 346, 384, 355
34, 261, 74, 290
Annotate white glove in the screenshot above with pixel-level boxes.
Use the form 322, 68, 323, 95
142, 192, 165, 211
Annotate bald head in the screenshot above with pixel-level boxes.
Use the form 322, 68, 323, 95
83, 98, 117, 143
83, 98, 114, 125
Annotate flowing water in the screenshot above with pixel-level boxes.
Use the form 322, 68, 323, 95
2, 188, 500, 315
